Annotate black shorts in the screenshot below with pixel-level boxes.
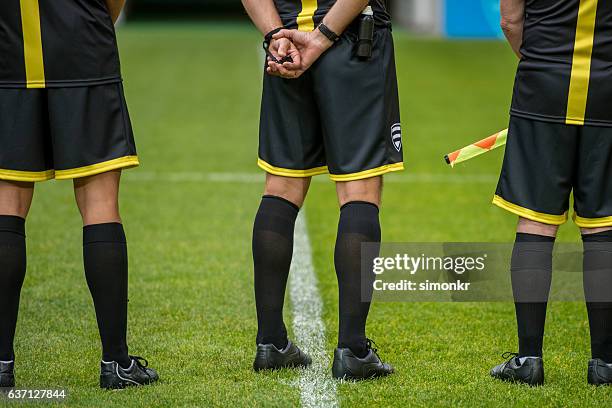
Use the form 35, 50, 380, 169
0, 83, 138, 182
494, 116, 612, 228
258, 27, 403, 181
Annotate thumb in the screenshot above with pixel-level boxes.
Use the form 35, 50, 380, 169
277, 39, 289, 57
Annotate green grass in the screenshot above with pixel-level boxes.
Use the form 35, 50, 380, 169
6, 22, 612, 407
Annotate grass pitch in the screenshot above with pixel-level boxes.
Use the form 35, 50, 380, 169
8, 23, 612, 407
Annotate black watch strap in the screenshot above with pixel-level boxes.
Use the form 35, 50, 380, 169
318, 23, 340, 42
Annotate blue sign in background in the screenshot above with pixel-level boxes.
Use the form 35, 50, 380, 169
445, 0, 504, 38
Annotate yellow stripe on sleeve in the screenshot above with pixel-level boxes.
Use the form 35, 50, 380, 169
566, 0, 599, 125
297, 0, 318, 32
20, 0, 46, 88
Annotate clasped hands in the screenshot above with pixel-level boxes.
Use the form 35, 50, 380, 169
265, 29, 334, 79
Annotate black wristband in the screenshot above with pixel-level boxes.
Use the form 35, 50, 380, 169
262, 27, 294, 65
317, 23, 340, 42
264, 27, 284, 44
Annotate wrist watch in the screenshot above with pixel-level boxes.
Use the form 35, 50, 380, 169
317, 23, 340, 43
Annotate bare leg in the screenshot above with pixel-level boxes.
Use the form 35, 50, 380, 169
0, 181, 34, 219
517, 217, 559, 237
263, 173, 311, 208
336, 176, 382, 208
74, 170, 121, 226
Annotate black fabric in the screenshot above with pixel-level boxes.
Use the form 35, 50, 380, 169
0, 83, 137, 180
495, 116, 612, 222
0, 216, 26, 361
253, 196, 299, 349
0, 0, 121, 88
512, 233, 555, 358
83, 223, 130, 367
583, 231, 612, 363
511, 0, 612, 126
273, 0, 391, 30
259, 27, 403, 179
336, 202, 380, 358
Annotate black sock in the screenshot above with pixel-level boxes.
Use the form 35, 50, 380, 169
511, 232, 555, 358
0, 216, 26, 362
83, 223, 131, 368
583, 231, 612, 363
335, 202, 381, 358
253, 196, 299, 349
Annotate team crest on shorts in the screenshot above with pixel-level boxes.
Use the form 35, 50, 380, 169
391, 124, 402, 152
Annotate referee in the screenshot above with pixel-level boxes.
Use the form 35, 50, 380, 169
0, 0, 157, 389
491, 0, 612, 386
242, 0, 402, 380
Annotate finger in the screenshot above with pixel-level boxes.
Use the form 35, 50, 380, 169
283, 49, 301, 69
267, 49, 280, 62
273, 29, 294, 41
276, 64, 298, 78
266, 66, 281, 77
282, 60, 300, 70
277, 40, 289, 58
283, 70, 303, 79
268, 61, 282, 73
267, 58, 278, 68
282, 60, 302, 71
267, 62, 277, 73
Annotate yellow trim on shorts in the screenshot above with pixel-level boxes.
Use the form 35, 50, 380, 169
297, 0, 318, 31
0, 168, 55, 182
566, 0, 599, 126
492, 195, 568, 225
258, 159, 404, 181
55, 156, 140, 180
257, 158, 328, 178
329, 163, 405, 182
573, 213, 612, 228
20, 0, 46, 89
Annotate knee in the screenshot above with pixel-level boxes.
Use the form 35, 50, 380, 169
336, 177, 382, 208
78, 199, 121, 226
517, 217, 559, 238
264, 174, 310, 208
0, 181, 34, 219
74, 172, 122, 225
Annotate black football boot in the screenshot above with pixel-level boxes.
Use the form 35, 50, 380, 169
253, 340, 312, 371
490, 352, 544, 386
332, 339, 394, 381
100, 356, 159, 389
0, 361, 15, 388
588, 359, 612, 386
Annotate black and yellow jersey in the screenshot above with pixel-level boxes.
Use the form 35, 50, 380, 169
0, 0, 121, 89
273, 0, 391, 31
512, 0, 612, 127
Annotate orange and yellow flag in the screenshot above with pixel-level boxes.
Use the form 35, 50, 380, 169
445, 129, 508, 167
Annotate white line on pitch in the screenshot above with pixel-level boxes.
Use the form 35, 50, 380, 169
124, 171, 498, 184
289, 213, 338, 408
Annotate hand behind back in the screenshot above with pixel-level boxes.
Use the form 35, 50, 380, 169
267, 29, 334, 79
